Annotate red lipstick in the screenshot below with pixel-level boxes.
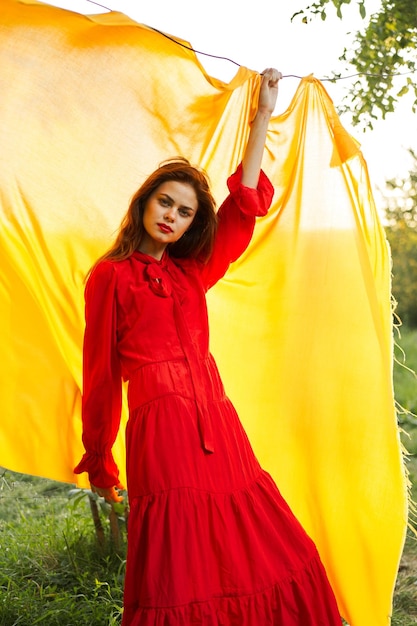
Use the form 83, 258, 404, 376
157, 223, 173, 233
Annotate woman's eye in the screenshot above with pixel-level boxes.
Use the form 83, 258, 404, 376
160, 198, 170, 207
179, 210, 190, 217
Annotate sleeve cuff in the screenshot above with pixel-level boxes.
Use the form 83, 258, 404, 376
74, 451, 120, 489
226, 163, 275, 217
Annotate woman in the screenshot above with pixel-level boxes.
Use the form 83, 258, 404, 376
75, 68, 342, 625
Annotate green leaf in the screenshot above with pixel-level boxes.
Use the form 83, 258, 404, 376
290, 10, 304, 22
397, 85, 410, 97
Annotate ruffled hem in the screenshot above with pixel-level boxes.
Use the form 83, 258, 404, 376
122, 471, 341, 626
123, 556, 341, 626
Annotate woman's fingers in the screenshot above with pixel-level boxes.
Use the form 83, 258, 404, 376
91, 483, 124, 503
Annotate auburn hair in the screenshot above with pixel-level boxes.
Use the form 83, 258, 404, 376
96, 158, 218, 267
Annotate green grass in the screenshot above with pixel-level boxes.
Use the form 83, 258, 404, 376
392, 325, 417, 626
0, 473, 125, 625
394, 325, 417, 421
1, 327, 417, 625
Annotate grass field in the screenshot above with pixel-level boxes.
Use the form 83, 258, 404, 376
0, 328, 416, 625
0, 473, 126, 625
392, 326, 417, 626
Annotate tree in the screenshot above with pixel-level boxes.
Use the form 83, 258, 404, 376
384, 149, 417, 229
293, 0, 417, 127
383, 149, 417, 326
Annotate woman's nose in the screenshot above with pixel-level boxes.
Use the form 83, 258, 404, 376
164, 207, 176, 222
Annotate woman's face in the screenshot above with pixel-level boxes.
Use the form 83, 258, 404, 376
139, 181, 198, 259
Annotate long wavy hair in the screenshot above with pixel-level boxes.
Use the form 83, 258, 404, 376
96, 158, 218, 267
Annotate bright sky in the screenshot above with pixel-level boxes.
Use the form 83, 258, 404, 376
42, 0, 416, 204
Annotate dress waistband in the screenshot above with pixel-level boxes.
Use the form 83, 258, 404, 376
127, 357, 225, 454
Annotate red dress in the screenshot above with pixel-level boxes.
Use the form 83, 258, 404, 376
75, 166, 341, 625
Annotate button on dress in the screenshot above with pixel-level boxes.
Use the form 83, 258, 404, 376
75, 165, 341, 625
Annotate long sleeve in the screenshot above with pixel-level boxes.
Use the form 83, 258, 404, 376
74, 261, 122, 488
201, 164, 274, 290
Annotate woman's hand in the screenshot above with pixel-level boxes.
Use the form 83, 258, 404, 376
91, 482, 125, 503
258, 68, 282, 115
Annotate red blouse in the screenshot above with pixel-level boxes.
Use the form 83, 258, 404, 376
74, 165, 274, 488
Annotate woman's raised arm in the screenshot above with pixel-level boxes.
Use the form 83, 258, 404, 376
241, 68, 282, 189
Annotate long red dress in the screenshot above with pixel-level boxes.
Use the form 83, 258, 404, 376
74, 165, 342, 625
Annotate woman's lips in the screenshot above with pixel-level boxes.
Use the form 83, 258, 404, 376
157, 223, 173, 233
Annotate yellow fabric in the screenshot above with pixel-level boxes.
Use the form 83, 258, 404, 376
0, 1, 407, 624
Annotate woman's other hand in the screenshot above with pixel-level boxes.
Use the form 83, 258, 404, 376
91, 482, 125, 503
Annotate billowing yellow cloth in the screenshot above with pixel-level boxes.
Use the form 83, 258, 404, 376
0, 1, 407, 624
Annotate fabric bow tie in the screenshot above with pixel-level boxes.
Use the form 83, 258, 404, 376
144, 263, 172, 297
